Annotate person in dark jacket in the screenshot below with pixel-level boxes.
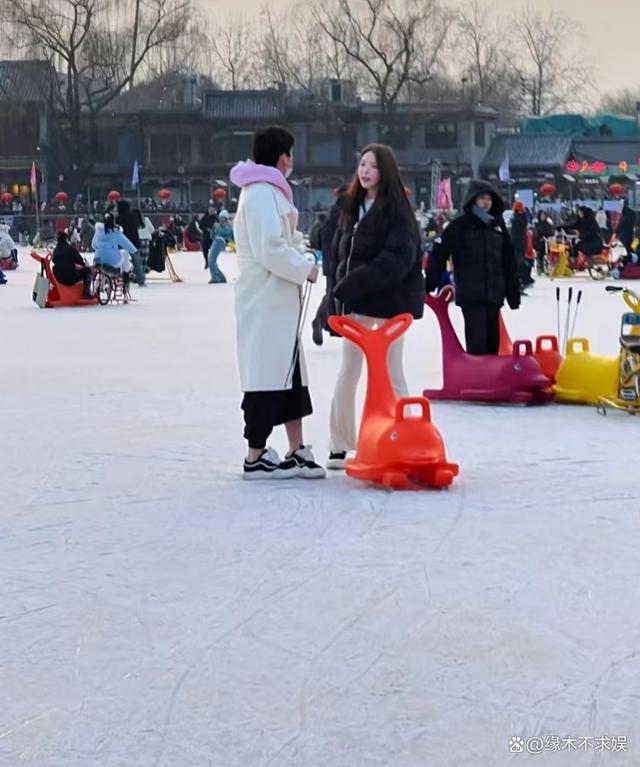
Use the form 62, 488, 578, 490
558, 206, 603, 258
116, 199, 146, 286
511, 200, 532, 289
425, 179, 521, 356
533, 210, 555, 275
326, 144, 424, 469
616, 201, 636, 254
200, 205, 217, 269
311, 184, 347, 346
52, 231, 92, 298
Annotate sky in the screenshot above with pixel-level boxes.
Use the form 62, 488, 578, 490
198, 0, 640, 99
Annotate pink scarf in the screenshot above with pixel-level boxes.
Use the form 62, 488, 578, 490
230, 161, 294, 206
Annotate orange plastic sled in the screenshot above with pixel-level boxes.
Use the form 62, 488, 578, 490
499, 313, 562, 383
31, 251, 98, 308
328, 313, 459, 490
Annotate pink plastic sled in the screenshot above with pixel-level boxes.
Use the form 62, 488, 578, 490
424, 287, 553, 404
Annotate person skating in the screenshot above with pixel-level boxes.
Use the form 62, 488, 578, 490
326, 144, 424, 470
425, 180, 521, 356
230, 125, 325, 480
207, 210, 233, 284
200, 205, 217, 269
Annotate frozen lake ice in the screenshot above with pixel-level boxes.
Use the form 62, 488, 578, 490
1, 246, 639, 766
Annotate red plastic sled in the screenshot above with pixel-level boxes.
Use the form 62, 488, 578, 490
620, 263, 640, 279
182, 230, 201, 252
328, 313, 459, 490
31, 251, 98, 308
424, 287, 553, 404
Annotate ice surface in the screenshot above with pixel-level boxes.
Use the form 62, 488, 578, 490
1, 248, 639, 766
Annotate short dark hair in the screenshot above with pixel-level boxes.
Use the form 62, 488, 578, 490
253, 126, 294, 167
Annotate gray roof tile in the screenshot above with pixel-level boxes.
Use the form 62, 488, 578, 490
481, 134, 572, 171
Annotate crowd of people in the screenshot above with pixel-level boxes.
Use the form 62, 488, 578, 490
6, 126, 640, 482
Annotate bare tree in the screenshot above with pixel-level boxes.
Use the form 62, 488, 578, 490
3, 0, 191, 181
207, 15, 256, 90
599, 88, 638, 116
312, 0, 450, 111
455, 0, 503, 104
512, 7, 590, 116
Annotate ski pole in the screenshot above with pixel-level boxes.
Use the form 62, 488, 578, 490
570, 289, 582, 341
556, 286, 561, 344
563, 286, 573, 356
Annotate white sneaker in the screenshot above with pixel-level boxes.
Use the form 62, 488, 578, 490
243, 447, 300, 480
326, 451, 347, 470
287, 445, 326, 479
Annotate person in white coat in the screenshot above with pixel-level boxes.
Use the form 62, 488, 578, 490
230, 126, 325, 480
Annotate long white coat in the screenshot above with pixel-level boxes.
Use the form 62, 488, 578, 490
233, 182, 314, 392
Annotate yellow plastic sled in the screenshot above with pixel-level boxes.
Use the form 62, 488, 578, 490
554, 339, 619, 405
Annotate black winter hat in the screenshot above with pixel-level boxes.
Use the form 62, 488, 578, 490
463, 180, 505, 216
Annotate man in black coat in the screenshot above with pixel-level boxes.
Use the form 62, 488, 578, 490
116, 199, 146, 286
425, 180, 521, 355
616, 202, 637, 255
200, 205, 218, 269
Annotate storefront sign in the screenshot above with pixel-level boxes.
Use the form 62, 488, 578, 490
566, 160, 638, 176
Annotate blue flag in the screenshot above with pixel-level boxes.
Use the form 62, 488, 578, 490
498, 153, 510, 182
131, 160, 140, 186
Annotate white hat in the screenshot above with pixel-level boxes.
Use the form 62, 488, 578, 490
218, 209, 229, 220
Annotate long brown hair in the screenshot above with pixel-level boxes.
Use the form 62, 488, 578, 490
341, 143, 417, 235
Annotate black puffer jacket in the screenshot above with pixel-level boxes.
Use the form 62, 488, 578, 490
52, 240, 85, 285
330, 202, 424, 319
116, 200, 141, 250
558, 208, 603, 256
425, 180, 521, 309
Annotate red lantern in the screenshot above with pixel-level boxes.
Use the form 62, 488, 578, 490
55, 191, 68, 203
539, 183, 556, 198
107, 190, 121, 202
566, 160, 580, 174
158, 188, 171, 201
1, 192, 13, 204
213, 188, 226, 201
609, 183, 625, 197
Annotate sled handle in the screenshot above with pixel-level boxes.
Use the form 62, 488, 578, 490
535, 334, 559, 353
380, 314, 413, 344
566, 337, 590, 355
395, 396, 431, 423
513, 339, 534, 357
327, 315, 366, 343
438, 285, 455, 302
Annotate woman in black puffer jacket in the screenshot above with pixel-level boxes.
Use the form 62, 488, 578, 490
425, 180, 521, 356
325, 143, 424, 469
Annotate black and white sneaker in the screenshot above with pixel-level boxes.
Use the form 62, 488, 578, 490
287, 445, 326, 479
326, 451, 347, 470
243, 447, 300, 481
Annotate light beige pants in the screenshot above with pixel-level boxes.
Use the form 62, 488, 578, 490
329, 314, 409, 452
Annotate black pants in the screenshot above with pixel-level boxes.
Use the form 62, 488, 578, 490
461, 303, 501, 356
202, 237, 211, 267
241, 361, 312, 450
